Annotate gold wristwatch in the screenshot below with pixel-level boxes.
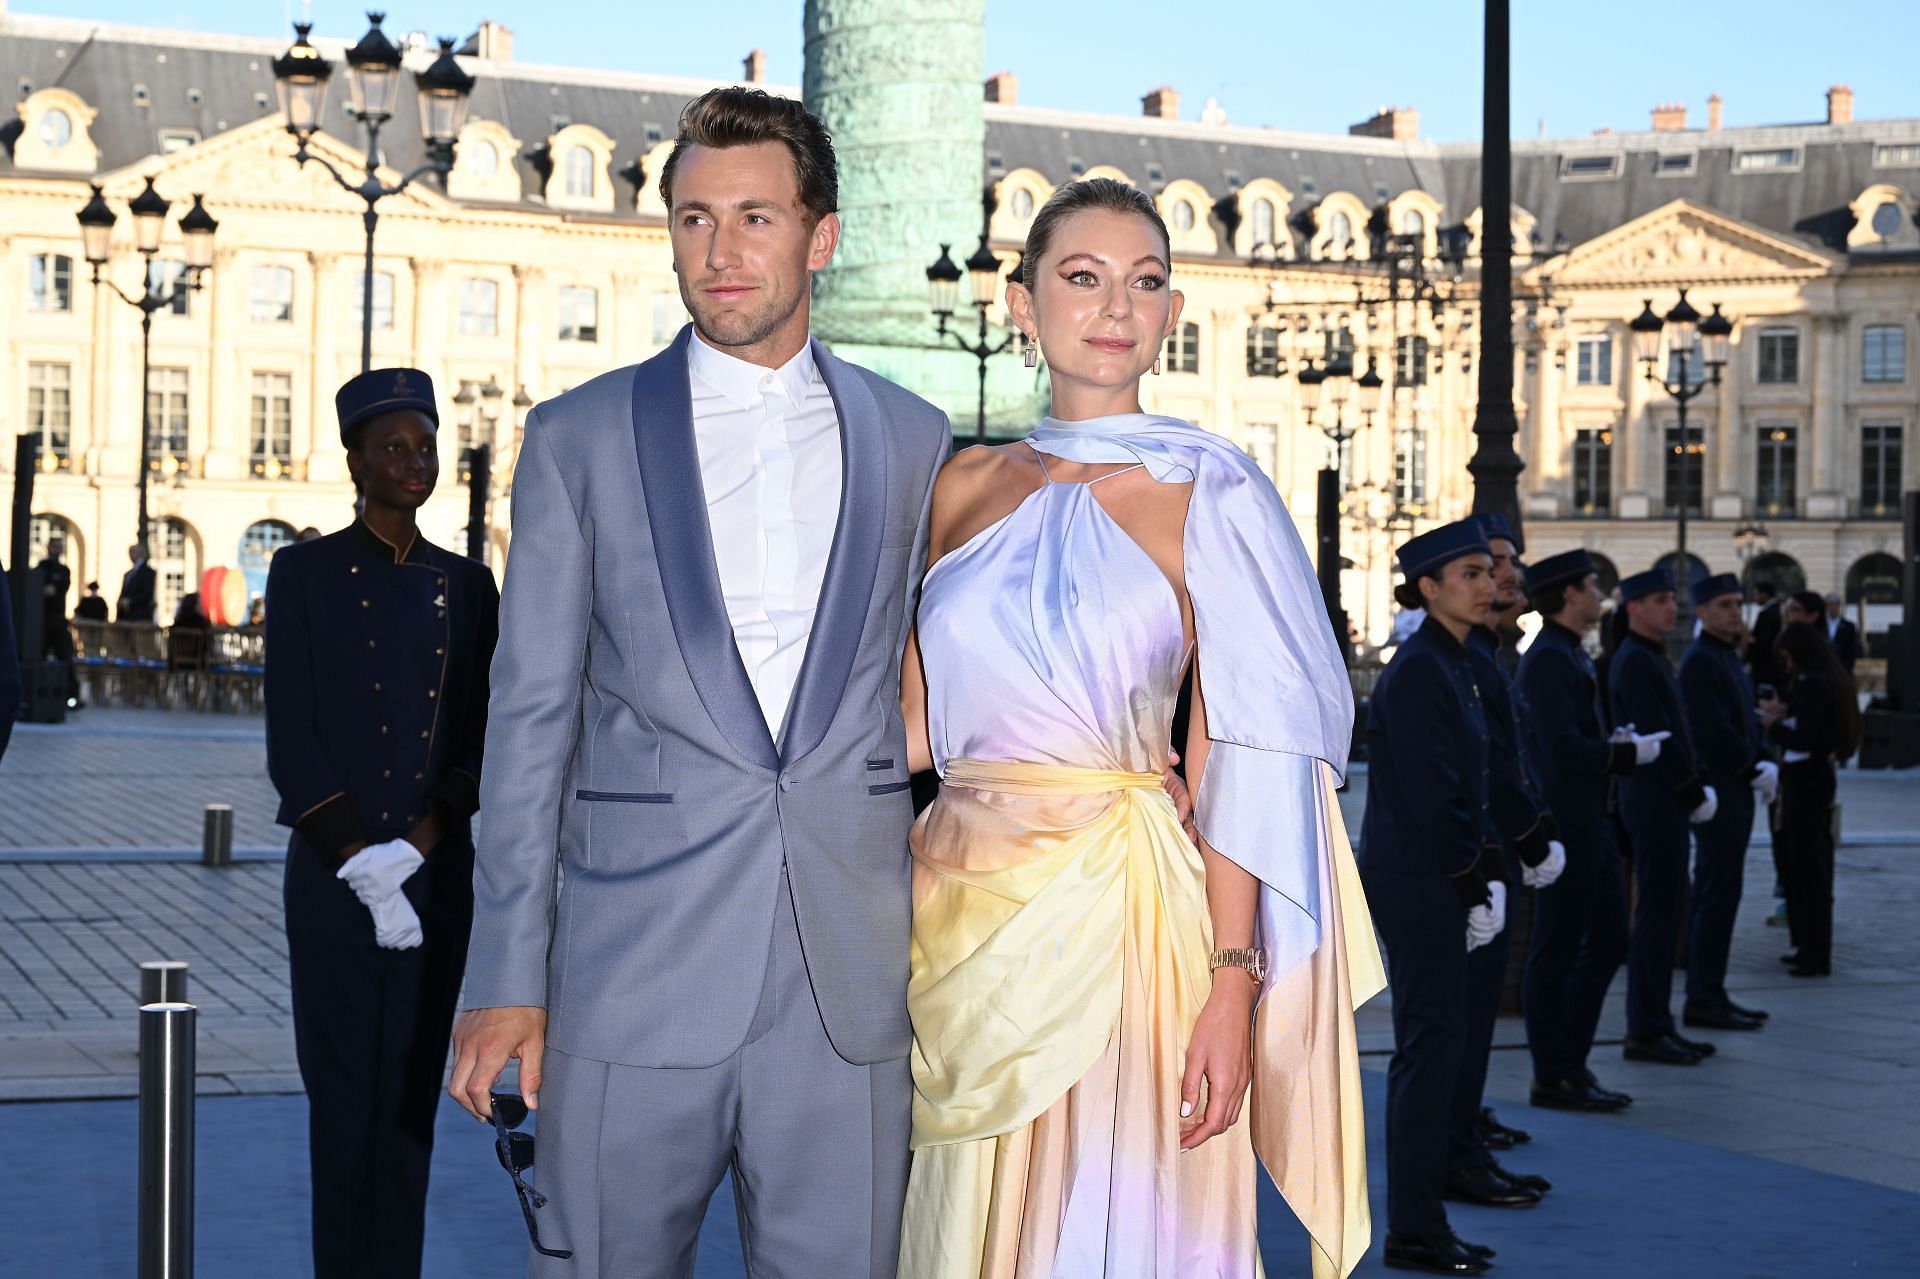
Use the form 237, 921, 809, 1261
1209, 947, 1268, 983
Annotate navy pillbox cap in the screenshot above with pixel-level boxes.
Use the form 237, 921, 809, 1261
1396, 519, 1492, 579
1694, 572, 1742, 603
1476, 512, 1524, 555
1620, 567, 1676, 602
1525, 549, 1597, 596
336, 367, 438, 442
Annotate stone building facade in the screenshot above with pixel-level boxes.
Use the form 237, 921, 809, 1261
3, 8, 1914, 641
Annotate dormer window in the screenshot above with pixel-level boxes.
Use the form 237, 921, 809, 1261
40, 108, 72, 148
565, 146, 595, 199
468, 140, 499, 178
543, 123, 616, 212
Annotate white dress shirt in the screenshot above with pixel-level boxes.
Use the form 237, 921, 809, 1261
688, 332, 843, 738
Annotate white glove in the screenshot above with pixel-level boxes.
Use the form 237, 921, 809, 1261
1466, 881, 1508, 951
1523, 840, 1567, 889
1689, 784, 1720, 825
1750, 760, 1779, 805
369, 889, 424, 950
1632, 730, 1671, 765
338, 839, 425, 908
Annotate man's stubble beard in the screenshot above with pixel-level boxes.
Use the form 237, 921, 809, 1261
681, 277, 807, 353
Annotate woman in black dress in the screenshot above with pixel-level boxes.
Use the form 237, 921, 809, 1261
1763, 623, 1860, 978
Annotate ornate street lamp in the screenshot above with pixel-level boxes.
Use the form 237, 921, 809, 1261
927, 214, 1018, 444
75, 180, 218, 550
272, 13, 477, 373
1633, 288, 1730, 612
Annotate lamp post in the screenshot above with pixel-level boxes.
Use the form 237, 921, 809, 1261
1298, 356, 1358, 659
76, 179, 218, 551
1631, 289, 1732, 611
455, 376, 503, 563
273, 15, 475, 374
927, 232, 1018, 443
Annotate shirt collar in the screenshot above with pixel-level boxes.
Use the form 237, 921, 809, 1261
688, 330, 818, 410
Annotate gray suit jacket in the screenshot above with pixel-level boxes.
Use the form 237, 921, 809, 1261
464, 328, 950, 1068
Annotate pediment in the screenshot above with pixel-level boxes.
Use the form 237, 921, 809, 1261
95, 116, 450, 217
1554, 200, 1838, 286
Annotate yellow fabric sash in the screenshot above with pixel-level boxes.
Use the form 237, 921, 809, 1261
907, 757, 1380, 1279
908, 761, 1211, 1148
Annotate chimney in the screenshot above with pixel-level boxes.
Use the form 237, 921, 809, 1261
1650, 102, 1687, 132
471, 20, 513, 60
1141, 86, 1179, 120
984, 71, 1017, 105
743, 49, 767, 84
1827, 84, 1853, 125
1349, 105, 1419, 141
1707, 93, 1723, 131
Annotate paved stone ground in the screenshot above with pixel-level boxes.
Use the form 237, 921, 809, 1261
1, 708, 1917, 1215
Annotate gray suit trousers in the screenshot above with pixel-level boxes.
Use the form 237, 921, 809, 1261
528, 872, 911, 1278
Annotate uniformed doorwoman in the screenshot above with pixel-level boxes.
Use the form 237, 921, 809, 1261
1678, 573, 1775, 1029
265, 368, 500, 1279
1516, 551, 1652, 1113
1609, 568, 1720, 1067
1359, 519, 1502, 1276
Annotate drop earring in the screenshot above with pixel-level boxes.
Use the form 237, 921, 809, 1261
1024, 342, 1038, 369
1152, 357, 1162, 375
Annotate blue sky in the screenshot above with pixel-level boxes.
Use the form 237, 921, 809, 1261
19, 1, 1915, 141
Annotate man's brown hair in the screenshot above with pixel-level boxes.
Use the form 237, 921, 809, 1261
658, 87, 838, 222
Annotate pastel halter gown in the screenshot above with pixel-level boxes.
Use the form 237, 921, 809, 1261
899, 455, 1263, 1277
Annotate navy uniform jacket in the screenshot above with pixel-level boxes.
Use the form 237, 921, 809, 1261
1517, 620, 1634, 840
1680, 632, 1763, 790
1467, 625, 1554, 872
1360, 616, 1496, 891
1609, 631, 1709, 824
265, 521, 499, 862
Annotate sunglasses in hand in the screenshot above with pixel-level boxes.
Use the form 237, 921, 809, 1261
488, 1090, 573, 1260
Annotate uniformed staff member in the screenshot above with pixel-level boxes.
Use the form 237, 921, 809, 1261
1360, 519, 1503, 1276
1678, 574, 1775, 1030
1608, 568, 1720, 1067
1518, 549, 1655, 1112
265, 367, 500, 1279
1445, 514, 1560, 1211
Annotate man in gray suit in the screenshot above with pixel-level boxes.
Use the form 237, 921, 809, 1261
448, 88, 950, 1275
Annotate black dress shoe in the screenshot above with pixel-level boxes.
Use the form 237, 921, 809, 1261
1444, 1163, 1542, 1208
1780, 951, 1801, 965
1477, 1105, 1531, 1146
1488, 1157, 1551, 1194
1726, 999, 1770, 1020
1530, 1075, 1628, 1111
1789, 961, 1831, 977
1579, 1068, 1633, 1107
1384, 1231, 1494, 1274
1623, 1035, 1702, 1065
1683, 1004, 1763, 1031
1459, 1237, 1497, 1260
1668, 1030, 1716, 1057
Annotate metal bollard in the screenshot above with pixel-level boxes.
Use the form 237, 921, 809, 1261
138, 961, 189, 1007
201, 805, 233, 869
138, 1002, 196, 1279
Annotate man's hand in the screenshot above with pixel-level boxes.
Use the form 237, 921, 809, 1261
1467, 881, 1507, 951
448, 1006, 548, 1120
338, 840, 424, 908
1180, 973, 1253, 1151
1163, 749, 1198, 844
1522, 840, 1567, 890
1750, 760, 1780, 805
1689, 785, 1720, 826
1630, 729, 1671, 766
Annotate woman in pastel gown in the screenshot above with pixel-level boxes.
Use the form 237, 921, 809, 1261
897, 177, 1385, 1279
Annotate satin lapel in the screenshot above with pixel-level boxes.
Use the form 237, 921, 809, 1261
780, 341, 886, 766
632, 328, 779, 770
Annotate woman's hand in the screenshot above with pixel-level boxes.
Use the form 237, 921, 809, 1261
1179, 972, 1255, 1151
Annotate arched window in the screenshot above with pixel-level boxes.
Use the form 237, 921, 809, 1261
1010, 187, 1035, 222
565, 145, 595, 199
1587, 552, 1620, 595
1742, 550, 1806, 598
1327, 210, 1353, 252
1845, 551, 1902, 603
1250, 198, 1275, 247
1400, 208, 1426, 238
1170, 199, 1196, 232
239, 519, 296, 601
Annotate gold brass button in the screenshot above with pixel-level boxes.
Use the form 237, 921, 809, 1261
373, 682, 382, 692
361, 599, 370, 608
383, 770, 392, 779
350, 566, 359, 574
368, 640, 377, 649
381, 811, 390, 821
435, 648, 444, 656
380, 726, 389, 735
415, 772, 424, 780
427, 689, 436, 699
420, 730, 429, 739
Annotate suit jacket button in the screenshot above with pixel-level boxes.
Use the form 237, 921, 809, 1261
779, 774, 794, 792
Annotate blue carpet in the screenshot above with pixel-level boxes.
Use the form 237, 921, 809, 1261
12, 1071, 1917, 1276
